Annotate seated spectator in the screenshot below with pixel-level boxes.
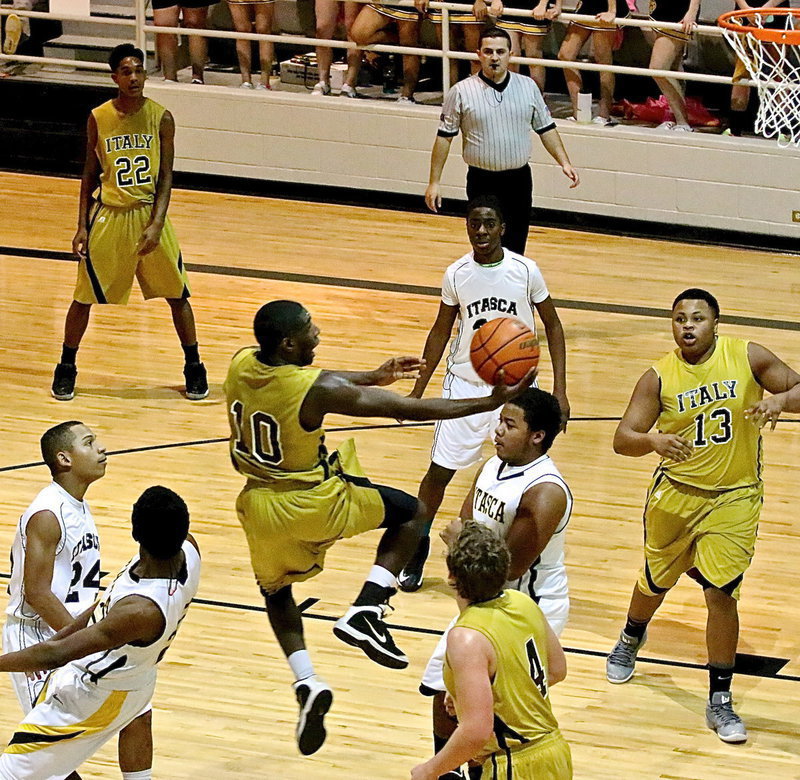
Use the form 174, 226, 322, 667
153, 0, 214, 84
312, 0, 361, 96
498, 0, 562, 92
557, 0, 630, 125
227, 0, 275, 89
350, 1, 421, 102
644, 0, 700, 131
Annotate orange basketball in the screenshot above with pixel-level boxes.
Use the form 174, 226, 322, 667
470, 318, 540, 385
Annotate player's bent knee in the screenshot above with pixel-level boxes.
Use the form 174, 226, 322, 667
376, 484, 419, 528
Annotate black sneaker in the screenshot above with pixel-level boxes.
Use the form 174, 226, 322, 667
51, 363, 77, 401
332, 604, 408, 669
398, 535, 430, 593
293, 677, 333, 755
183, 362, 208, 400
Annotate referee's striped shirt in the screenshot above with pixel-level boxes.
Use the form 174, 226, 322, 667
438, 72, 556, 171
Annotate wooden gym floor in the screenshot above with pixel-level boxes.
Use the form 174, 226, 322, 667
0, 171, 798, 778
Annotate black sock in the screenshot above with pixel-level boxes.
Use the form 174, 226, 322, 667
182, 343, 200, 364
709, 664, 734, 696
728, 109, 749, 136
623, 617, 649, 640
353, 581, 393, 607
60, 345, 78, 365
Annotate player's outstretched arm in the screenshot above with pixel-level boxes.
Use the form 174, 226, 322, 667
746, 342, 800, 429
614, 368, 692, 460
22, 511, 77, 632
534, 296, 569, 429
323, 356, 425, 387
505, 483, 567, 580
411, 628, 494, 780
410, 302, 459, 398
73, 114, 101, 259
0, 596, 164, 675
304, 368, 536, 426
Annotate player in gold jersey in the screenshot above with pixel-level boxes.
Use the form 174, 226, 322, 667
606, 288, 800, 743
51, 43, 207, 403
224, 300, 535, 757
411, 522, 571, 780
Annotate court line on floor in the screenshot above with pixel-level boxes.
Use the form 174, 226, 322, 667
2, 416, 797, 474
2, 246, 798, 332
0, 419, 601, 474
0, 572, 794, 682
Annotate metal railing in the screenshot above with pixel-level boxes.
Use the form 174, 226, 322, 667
0, 1, 753, 92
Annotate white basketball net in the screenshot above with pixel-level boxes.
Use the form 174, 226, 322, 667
722, 13, 800, 147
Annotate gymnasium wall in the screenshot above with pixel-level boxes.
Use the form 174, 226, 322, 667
150, 82, 800, 241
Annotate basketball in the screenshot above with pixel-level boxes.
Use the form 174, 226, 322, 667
470, 318, 540, 385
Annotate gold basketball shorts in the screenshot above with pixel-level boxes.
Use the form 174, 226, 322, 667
637, 475, 762, 601
481, 731, 573, 780
75, 203, 190, 305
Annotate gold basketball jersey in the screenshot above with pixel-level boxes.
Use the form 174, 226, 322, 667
224, 348, 329, 484
444, 589, 560, 762
93, 98, 164, 208
653, 336, 763, 490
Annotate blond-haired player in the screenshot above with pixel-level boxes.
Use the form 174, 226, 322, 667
52, 43, 207, 403
606, 288, 800, 743
411, 523, 571, 780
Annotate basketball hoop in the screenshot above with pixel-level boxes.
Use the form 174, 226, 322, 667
718, 8, 800, 147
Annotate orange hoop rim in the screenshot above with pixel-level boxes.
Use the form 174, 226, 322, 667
718, 8, 800, 45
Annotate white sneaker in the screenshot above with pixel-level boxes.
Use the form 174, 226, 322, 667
591, 115, 615, 127
340, 84, 358, 98
672, 123, 693, 132
239, 81, 254, 89
293, 677, 333, 755
2, 13, 23, 56
311, 81, 331, 96
657, 121, 676, 131
255, 82, 270, 91
397, 95, 416, 104
706, 691, 747, 743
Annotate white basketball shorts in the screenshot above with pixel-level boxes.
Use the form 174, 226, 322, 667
431, 373, 498, 471
3, 617, 53, 714
0, 666, 154, 780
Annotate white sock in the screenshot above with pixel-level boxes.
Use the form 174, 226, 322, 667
288, 649, 315, 683
122, 771, 152, 780
366, 564, 397, 590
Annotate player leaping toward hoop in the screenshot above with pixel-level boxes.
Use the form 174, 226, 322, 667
223, 300, 535, 757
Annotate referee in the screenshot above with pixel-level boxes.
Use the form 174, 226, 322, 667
425, 27, 579, 255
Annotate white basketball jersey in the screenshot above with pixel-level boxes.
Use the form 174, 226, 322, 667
442, 249, 550, 384
5, 482, 100, 626
472, 453, 571, 603
73, 539, 200, 692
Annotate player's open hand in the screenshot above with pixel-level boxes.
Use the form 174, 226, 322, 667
373, 357, 426, 386
745, 396, 784, 430
489, 367, 538, 406
596, 10, 615, 24
533, 1, 548, 20
72, 226, 88, 259
473, 0, 489, 20
651, 433, 692, 462
680, 10, 698, 34
137, 223, 163, 256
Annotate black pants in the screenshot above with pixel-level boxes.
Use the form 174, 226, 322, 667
466, 164, 532, 256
